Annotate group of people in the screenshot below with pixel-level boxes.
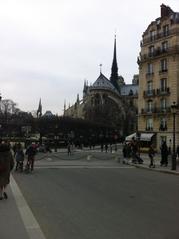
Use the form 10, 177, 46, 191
123, 139, 179, 168
122, 138, 143, 164
0, 140, 37, 200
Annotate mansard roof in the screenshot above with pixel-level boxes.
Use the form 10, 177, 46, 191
120, 84, 138, 96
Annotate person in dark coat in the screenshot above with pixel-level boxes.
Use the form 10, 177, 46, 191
148, 144, 155, 168
25, 143, 37, 172
0, 140, 14, 200
160, 141, 169, 166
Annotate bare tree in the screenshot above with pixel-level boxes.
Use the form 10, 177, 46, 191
1, 99, 17, 114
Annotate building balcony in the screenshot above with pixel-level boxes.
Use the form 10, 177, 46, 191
138, 45, 179, 64
159, 69, 168, 75
143, 89, 155, 98
141, 108, 156, 115
145, 72, 154, 78
156, 87, 170, 96
140, 107, 171, 115
159, 125, 168, 131
145, 127, 153, 131
141, 28, 179, 45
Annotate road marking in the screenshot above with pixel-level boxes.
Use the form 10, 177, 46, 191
35, 165, 134, 169
10, 176, 47, 239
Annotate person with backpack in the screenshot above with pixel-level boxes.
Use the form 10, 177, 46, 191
0, 139, 14, 200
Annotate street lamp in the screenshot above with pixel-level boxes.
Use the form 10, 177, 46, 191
171, 101, 177, 170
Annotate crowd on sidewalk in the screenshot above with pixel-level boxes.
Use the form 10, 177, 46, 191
122, 137, 179, 169
0, 140, 37, 200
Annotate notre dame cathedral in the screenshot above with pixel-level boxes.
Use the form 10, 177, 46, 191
64, 36, 138, 136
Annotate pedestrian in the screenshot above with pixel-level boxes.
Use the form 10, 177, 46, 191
101, 143, 104, 152
122, 143, 127, 164
131, 138, 143, 164
0, 139, 14, 200
160, 141, 169, 166
25, 143, 37, 172
114, 144, 117, 152
148, 144, 155, 168
105, 143, 108, 153
67, 142, 71, 156
109, 143, 112, 153
15, 143, 24, 172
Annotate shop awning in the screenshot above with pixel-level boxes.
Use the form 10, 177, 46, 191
125, 133, 154, 142
125, 133, 136, 141
140, 133, 154, 141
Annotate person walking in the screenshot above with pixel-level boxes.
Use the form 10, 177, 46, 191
25, 143, 37, 172
15, 143, 24, 172
0, 139, 14, 200
122, 143, 128, 164
160, 141, 169, 166
148, 144, 155, 168
67, 142, 71, 156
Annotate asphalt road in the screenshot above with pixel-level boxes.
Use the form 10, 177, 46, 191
13, 152, 179, 239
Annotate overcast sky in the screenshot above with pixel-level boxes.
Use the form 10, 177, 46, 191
0, 0, 178, 115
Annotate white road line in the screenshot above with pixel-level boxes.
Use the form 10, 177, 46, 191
35, 165, 134, 169
10, 176, 47, 239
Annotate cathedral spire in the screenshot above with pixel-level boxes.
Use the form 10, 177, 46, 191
37, 98, 42, 118
110, 35, 119, 91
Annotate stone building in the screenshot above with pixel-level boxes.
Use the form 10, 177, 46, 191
137, 4, 179, 150
64, 36, 138, 136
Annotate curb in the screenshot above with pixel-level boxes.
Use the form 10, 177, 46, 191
130, 163, 179, 176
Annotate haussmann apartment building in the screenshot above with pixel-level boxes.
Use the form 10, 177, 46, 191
137, 4, 179, 151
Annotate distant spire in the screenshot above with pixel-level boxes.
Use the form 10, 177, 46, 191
37, 98, 42, 117
64, 100, 66, 111
110, 35, 119, 91
77, 94, 79, 104
99, 64, 102, 74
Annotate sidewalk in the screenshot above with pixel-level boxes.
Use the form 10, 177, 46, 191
0, 183, 30, 239
128, 153, 179, 175
0, 176, 46, 239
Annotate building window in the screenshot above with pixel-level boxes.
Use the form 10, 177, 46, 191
147, 63, 153, 74
146, 118, 153, 131
148, 45, 154, 56
163, 25, 169, 37
160, 98, 167, 110
159, 117, 167, 131
150, 30, 156, 41
147, 100, 153, 112
162, 41, 168, 52
160, 59, 167, 72
160, 78, 167, 91
147, 81, 153, 94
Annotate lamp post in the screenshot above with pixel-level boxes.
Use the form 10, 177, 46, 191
171, 101, 177, 170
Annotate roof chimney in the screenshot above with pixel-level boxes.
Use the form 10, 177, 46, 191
161, 4, 173, 18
